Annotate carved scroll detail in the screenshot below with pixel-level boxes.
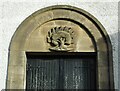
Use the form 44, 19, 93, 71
47, 26, 74, 51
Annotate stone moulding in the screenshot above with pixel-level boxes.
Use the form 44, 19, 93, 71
6, 5, 114, 90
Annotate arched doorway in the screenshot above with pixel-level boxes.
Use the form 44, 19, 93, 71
6, 5, 114, 90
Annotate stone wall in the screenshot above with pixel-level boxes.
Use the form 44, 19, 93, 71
0, 1, 119, 90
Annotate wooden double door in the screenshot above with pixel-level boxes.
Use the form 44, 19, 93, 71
26, 53, 96, 90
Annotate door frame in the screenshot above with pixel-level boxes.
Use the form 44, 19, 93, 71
6, 5, 114, 90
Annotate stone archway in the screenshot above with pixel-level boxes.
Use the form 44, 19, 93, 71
6, 5, 114, 90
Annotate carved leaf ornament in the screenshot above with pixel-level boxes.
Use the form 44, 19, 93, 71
47, 27, 74, 51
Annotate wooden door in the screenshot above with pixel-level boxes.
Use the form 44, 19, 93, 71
26, 53, 96, 90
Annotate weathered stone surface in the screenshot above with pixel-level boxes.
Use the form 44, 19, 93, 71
3, 5, 115, 90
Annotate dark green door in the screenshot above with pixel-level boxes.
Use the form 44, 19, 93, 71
26, 54, 96, 90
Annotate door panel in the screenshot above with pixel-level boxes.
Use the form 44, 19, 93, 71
63, 58, 96, 89
26, 59, 59, 89
26, 56, 96, 90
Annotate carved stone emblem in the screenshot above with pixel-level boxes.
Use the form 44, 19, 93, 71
47, 27, 74, 51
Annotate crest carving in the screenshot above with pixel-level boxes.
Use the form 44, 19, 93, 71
47, 27, 74, 51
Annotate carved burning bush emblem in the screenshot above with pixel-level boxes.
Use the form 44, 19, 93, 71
47, 27, 74, 51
